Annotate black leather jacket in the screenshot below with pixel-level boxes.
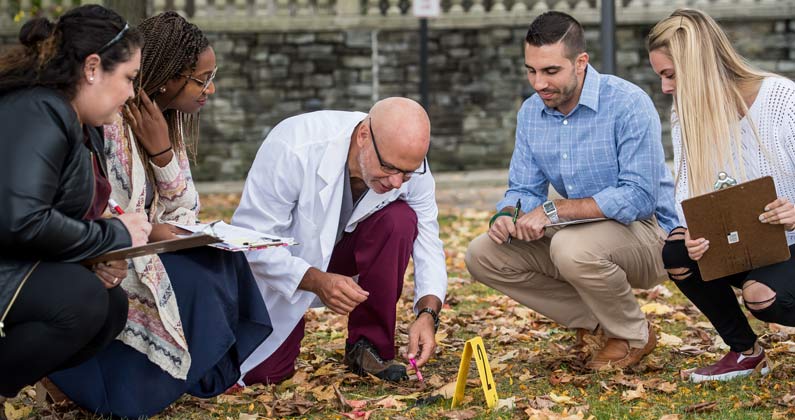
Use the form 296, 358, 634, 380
0, 87, 131, 333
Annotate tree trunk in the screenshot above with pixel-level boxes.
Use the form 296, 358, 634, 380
104, 0, 148, 26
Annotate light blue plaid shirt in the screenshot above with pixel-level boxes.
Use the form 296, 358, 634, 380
497, 64, 678, 233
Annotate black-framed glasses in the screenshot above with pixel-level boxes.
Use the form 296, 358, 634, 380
179, 66, 217, 96
368, 117, 427, 176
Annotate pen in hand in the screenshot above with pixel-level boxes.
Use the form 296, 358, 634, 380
507, 198, 521, 244
108, 198, 125, 215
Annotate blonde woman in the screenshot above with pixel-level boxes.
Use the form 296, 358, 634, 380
648, 8, 795, 383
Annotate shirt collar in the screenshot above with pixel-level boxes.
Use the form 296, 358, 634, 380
540, 63, 601, 116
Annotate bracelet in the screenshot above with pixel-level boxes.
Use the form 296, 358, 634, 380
149, 146, 173, 158
489, 211, 514, 228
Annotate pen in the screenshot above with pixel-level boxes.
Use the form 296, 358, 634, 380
507, 198, 521, 244
409, 357, 424, 382
108, 198, 124, 215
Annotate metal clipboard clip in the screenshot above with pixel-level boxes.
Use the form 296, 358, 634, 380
713, 171, 737, 191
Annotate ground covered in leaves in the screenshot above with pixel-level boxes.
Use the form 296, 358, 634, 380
7, 193, 795, 420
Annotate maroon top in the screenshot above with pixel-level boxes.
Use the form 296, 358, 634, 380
83, 137, 111, 221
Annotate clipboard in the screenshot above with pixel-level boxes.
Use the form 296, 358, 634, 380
681, 176, 790, 281
82, 233, 222, 265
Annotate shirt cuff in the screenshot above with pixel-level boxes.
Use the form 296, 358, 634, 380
592, 187, 630, 225
496, 195, 543, 214
150, 154, 181, 183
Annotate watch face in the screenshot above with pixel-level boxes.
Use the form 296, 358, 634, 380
543, 201, 555, 213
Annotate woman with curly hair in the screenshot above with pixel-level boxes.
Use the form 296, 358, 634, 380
49, 11, 272, 418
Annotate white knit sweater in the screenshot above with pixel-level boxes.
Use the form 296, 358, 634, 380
671, 76, 795, 245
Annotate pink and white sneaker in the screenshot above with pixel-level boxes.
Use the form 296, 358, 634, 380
690, 348, 771, 383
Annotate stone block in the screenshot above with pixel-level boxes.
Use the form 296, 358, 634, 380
345, 30, 373, 48
333, 69, 360, 84
287, 33, 316, 44
268, 54, 290, 66
290, 61, 316, 74
777, 60, 795, 72
257, 33, 285, 44
303, 74, 334, 88
213, 39, 235, 54
448, 48, 470, 58
298, 44, 334, 56
440, 33, 466, 48
257, 66, 288, 80
317, 32, 345, 43
348, 84, 373, 97
342, 56, 372, 68
251, 47, 269, 61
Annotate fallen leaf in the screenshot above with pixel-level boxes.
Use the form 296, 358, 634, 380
426, 374, 446, 387
659, 415, 680, 420
684, 401, 717, 413
621, 384, 646, 402
4, 403, 32, 420
658, 332, 683, 347
375, 395, 407, 410
548, 392, 576, 405
653, 381, 677, 394
239, 414, 258, 420
442, 409, 478, 419
641, 302, 673, 315
496, 396, 515, 411
432, 381, 458, 399
341, 410, 373, 419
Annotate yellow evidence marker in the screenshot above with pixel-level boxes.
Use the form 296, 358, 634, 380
451, 336, 498, 409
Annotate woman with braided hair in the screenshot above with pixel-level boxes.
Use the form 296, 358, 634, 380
48, 11, 272, 418
0, 4, 150, 402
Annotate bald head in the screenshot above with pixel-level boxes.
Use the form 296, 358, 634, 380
368, 97, 430, 165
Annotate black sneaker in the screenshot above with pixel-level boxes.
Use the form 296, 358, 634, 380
343, 338, 408, 382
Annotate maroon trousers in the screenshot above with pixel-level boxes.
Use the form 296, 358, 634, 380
243, 200, 418, 385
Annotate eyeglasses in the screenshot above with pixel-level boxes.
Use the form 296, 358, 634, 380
179, 66, 217, 96
368, 117, 427, 176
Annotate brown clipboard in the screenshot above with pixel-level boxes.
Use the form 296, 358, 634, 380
681, 176, 790, 281
82, 233, 221, 265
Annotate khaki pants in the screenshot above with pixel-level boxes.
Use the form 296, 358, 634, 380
465, 219, 667, 348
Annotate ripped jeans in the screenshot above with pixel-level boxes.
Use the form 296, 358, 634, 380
662, 227, 795, 353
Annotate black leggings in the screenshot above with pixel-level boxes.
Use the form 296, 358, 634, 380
0, 262, 128, 397
662, 228, 795, 353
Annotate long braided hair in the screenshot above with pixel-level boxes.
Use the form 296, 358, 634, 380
133, 11, 209, 160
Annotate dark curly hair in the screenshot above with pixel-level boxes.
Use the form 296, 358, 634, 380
134, 11, 210, 159
0, 4, 143, 99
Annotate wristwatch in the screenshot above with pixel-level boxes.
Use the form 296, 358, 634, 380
417, 308, 440, 332
542, 200, 559, 224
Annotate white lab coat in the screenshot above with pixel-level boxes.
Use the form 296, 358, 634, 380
232, 110, 448, 380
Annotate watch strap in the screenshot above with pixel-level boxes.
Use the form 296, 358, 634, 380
417, 307, 439, 332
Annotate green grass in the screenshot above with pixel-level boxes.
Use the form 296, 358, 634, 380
7, 197, 795, 420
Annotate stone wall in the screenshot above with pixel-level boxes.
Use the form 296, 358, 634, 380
195, 18, 795, 181
2, 18, 794, 181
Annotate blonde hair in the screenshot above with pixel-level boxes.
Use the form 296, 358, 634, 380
647, 8, 769, 196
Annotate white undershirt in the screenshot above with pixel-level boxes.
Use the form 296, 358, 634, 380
672, 76, 795, 245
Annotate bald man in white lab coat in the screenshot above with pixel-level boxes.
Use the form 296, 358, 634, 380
233, 97, 448, 383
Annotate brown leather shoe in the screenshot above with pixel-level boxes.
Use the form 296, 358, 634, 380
568, 325, 605, 354
343, 338, 408, 382
586, 321, 657, 371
